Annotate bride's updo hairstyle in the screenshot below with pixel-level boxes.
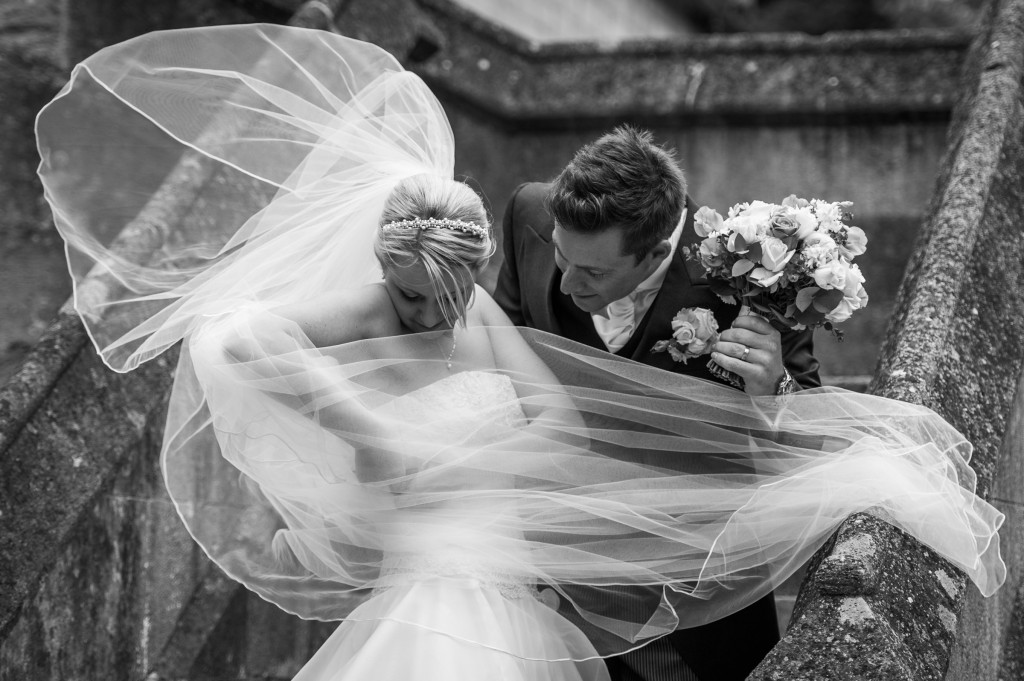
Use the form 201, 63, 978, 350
376, 174, 494, 325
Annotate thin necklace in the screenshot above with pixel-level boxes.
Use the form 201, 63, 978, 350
443, 329, 457, 370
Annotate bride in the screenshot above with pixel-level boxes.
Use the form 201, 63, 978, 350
37, 23, 1004, 681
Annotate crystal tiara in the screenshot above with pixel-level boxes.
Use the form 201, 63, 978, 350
381, 217, 488, 239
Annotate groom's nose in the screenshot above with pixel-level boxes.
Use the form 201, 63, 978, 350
559, 266, 586, 296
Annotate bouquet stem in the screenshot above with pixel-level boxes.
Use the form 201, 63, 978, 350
706, 304, 759, 390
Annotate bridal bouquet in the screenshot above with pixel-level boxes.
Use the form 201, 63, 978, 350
689, 195, 869, 339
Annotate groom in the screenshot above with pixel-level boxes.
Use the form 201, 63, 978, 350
492, 126, 821, 681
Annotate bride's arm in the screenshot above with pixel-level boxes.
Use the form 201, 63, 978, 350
196, 290, 408, 484
474, 286, 586, 438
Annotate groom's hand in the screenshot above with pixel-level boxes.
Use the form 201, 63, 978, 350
711, 315, 787, 396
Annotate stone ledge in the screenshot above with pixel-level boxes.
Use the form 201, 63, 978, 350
330, 0, 973, 127
752, 0, 1024, 678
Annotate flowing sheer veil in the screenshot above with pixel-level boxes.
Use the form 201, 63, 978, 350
37, 23, 1005, 661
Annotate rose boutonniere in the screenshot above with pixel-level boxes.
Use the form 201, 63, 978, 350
651, 307, 720, 363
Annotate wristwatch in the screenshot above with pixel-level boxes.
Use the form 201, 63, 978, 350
775, 369, 796, 396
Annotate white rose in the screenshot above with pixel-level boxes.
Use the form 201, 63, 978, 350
687, 338, 709, 354
654, 307, 720, 362
789, 207, 819, 240
671, 318, 697, 344
803, 231, 837, 250
826, 298, 856, 324
694, 206, 724, 237
839, 226, 868, 259
826, 282, 869, 324
812, 259, 849, 290
760, 237, 795, 272
842, 263, 866, 297
782, 194, 810, 209
690, 307, 719, 341
725, 216, 760, 245
740, 200, 775, 224
750, 266, 785, 288
699, 236, 726, 267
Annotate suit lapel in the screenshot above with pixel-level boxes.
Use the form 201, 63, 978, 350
518, 216, 562, 334
619, 198, 697, 361
617, 245, 691, 361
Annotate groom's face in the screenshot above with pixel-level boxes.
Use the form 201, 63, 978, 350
552, 224, 661, 313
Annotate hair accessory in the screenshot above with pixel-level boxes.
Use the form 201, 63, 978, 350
381, 217, 487, 239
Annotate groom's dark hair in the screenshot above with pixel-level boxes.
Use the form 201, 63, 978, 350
548, 125, 687, 262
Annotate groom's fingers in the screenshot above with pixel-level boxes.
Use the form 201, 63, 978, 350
713, 340, 757, 361
711, 348, 756, 371
719, 321, 781, 351
730, 314, 775, 334
713, 320, 787, 395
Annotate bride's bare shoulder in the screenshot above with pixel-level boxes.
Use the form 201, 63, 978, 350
276, 284, 400, 347
471, 285, 514, 327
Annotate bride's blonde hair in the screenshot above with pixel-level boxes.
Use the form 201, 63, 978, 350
376, 174, 494, 325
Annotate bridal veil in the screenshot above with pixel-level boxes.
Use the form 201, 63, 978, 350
37, 23, 1004, 661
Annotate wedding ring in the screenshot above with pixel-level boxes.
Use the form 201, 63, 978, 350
740, 346, 750, 362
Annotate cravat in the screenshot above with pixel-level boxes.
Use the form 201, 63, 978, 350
593, 286, 658, 353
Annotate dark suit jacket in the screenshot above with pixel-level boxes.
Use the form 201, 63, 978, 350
494, 182, 820, 388
492, 182, 821, 681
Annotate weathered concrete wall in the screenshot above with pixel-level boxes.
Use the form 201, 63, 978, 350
0, 0, 296, 383
947, 370, 1024, 679
0, 320, 184, 679
750, 0, 1024, 677
0, 0, 65, 244
2, 0, 1017, 679
0, 0, 283, 246
0, 3, 342, 679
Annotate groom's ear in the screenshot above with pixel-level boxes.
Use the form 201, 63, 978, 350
646, 239, 672, 266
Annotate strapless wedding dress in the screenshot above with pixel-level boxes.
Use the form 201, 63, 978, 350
293, 370, 610, 681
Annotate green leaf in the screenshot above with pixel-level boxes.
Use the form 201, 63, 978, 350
795, 307, 825, 326
795, 286, 819, 311
732, 259, 756, 277
812, 288, 844, 313
708, 278, 735, 298
773, 309, 798, 328
746, 241, 763, 263
749, 301, 772, 314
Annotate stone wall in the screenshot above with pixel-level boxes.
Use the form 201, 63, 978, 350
2, 0, 1019, 679
751, 0, 1024, 677
0, 4, 342, 679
